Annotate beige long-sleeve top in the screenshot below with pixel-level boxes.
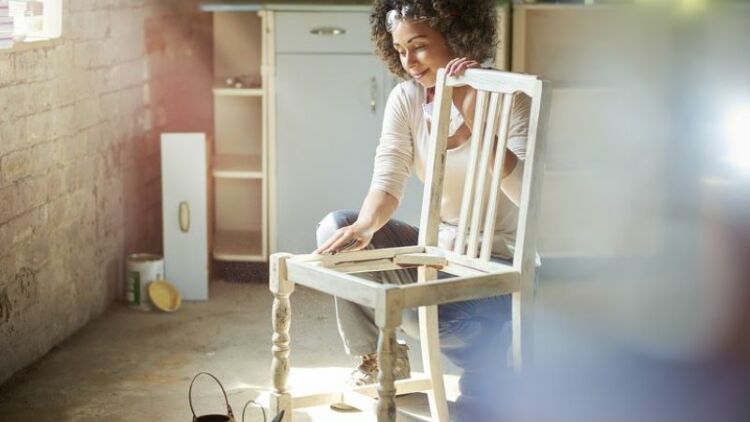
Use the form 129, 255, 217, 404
370, 79, 530, 259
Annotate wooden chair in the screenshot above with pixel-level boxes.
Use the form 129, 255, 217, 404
268, 68, 550, 421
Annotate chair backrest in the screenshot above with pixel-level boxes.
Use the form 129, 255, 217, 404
417, 68, 550, 274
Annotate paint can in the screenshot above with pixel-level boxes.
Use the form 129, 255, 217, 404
126, 253, 164, 310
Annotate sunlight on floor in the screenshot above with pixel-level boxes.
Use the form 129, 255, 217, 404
251, 367, 462, 421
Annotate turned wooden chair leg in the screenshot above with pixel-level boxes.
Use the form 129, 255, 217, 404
270, 253, 295, 421
376, 326, 398, 422
375, 287, 403, 422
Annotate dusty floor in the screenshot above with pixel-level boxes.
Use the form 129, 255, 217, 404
0, 280, 462, 421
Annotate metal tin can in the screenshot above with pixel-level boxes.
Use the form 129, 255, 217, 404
126, 254, 164, 311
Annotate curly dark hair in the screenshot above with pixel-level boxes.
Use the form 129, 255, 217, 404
370, 0, 498, 79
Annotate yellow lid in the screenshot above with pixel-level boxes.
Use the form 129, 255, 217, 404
148, 280, 182, 312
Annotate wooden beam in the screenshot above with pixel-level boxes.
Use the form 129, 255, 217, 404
419, 69, 453, 247
286, 260, 381, 308
401, 271, 520, 308
329, 259, 402, 274
293, 245, 424, 265
467, 92, 502, 258
426, 247, 514, 274
446, 68, 538, 96
393, 253, 448, 269
440, 263, 486, 277
480, 93, 515, 261
454, 90, 489, 255
288, 376, 433, 409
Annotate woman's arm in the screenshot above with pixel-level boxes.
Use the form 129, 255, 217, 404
315, 84, 413, 255
500, 94, 532, 206
314, 189, 399, 255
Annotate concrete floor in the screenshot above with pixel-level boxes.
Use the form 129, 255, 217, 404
0, 280, 461, 422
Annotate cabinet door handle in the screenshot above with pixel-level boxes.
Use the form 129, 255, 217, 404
179, 201, 190, 233
370, 77, 378, 113
310, 27, 347, 36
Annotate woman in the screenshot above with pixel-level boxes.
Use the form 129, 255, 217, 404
315, 0, 530, 418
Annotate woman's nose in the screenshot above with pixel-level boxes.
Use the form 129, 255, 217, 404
405, 50, 417, 66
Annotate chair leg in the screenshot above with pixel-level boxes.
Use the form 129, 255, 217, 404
376, 326, 398, 422
511, 272, 534, 373
418, 267, 450, 422
270, 253, 295, 421
375, 287, 403, 422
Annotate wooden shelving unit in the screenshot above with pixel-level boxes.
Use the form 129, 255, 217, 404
213, 154, 263, 179
213, 229, 263, 261
213, 86, 264, 97
209, 10, 268, 263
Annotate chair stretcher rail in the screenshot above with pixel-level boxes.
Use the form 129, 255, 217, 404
400, 270, 519, 308
286, 260, 383, 307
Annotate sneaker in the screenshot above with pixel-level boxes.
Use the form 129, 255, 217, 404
348, 342, 411, 387
347, 352, 379, 387
331, 343, 411, 411
393, 342, 411, 382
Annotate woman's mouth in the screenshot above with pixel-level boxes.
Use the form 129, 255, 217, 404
412, 69, 428, 80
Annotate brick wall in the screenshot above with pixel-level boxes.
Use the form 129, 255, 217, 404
0, 0, 212, 384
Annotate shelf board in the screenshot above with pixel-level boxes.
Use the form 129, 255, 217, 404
200, 2, 262, 12
213, 154, 263, 179
213, 229, 264, 262
213, 86, 263, 97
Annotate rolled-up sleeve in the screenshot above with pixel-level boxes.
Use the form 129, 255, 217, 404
501, 93, 531, 205
507, 93, 530, 159
370, 85, 414, 203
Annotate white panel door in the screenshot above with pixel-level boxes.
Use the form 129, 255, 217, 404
275, 54, 421, 254
161, 133, 209, 300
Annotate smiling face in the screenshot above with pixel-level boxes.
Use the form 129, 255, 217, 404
391, 20, 453, 88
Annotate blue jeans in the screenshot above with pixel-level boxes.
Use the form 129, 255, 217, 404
316, 210, 515, 398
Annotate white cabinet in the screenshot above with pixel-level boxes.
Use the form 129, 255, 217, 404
275, 54, 385, 253
161, 133, 209, 300
270, 10, 422, 254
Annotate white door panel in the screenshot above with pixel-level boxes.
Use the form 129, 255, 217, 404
161, 133, 209, 300
275, 54, 421, 253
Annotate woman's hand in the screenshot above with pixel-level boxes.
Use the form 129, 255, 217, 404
445, 57, 481, 137
446, 57, 480, 77
314, 222, 374, 255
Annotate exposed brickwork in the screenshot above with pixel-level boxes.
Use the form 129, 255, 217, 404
0, 0, 212, 384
